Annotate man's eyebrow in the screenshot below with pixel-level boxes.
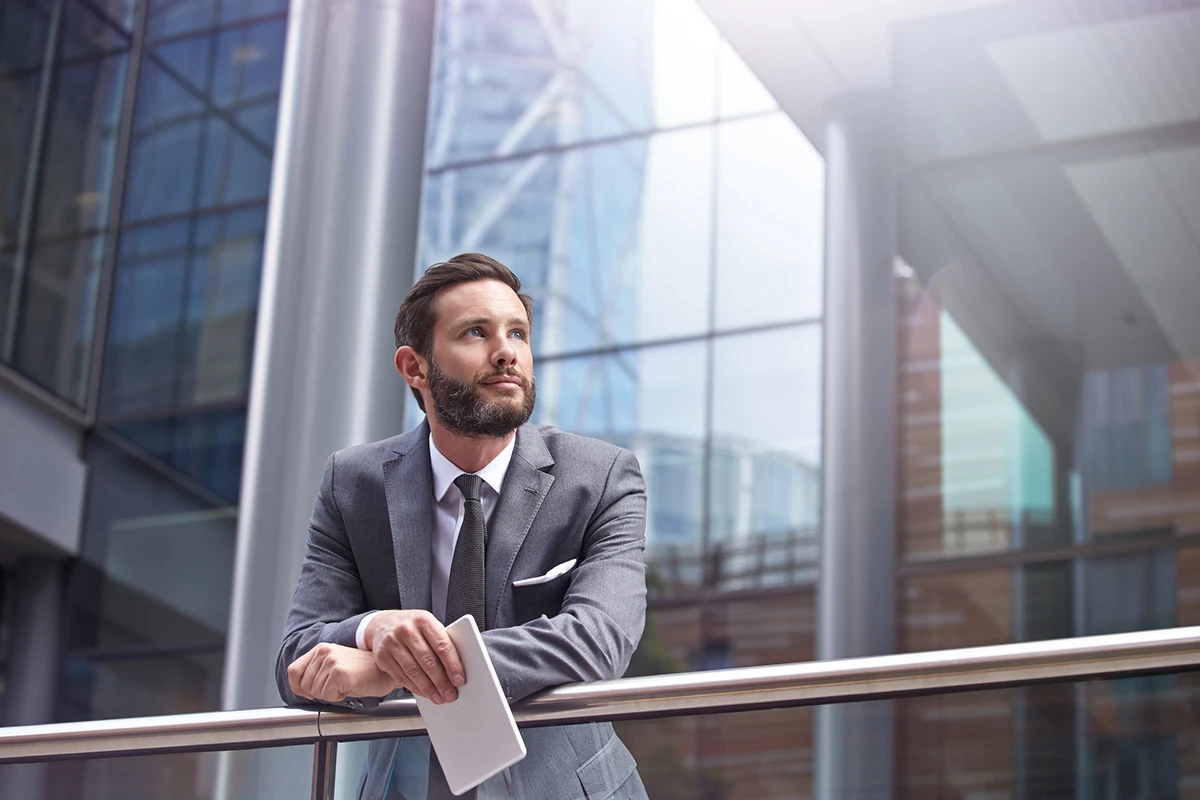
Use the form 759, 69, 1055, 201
454, 316, 529, 329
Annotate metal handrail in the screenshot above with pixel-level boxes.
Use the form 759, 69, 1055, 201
1, 626, 1199, 766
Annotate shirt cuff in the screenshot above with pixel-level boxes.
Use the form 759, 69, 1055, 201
356, 611, 382, 650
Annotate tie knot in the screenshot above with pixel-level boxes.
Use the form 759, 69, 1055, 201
454, 473, 482, 502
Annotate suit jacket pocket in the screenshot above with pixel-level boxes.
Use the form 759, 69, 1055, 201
576, 733, 638, 799
511, 570, 571, 621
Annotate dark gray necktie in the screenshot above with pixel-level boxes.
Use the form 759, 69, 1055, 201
428, 473, 487, 800
445, 473, 487, 630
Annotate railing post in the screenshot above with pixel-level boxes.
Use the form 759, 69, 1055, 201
311, 740, 337, 800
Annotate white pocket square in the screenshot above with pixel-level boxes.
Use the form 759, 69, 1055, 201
512, 559, 577, 587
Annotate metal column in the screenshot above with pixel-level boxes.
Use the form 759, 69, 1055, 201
220, 0, 437, 796
815, 91, 899, 800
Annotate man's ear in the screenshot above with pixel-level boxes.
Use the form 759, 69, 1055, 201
394, 346, 427, 390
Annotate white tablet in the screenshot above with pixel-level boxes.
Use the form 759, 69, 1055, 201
414, 614, 528, 796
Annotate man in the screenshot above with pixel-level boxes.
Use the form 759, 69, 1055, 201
277, 253, 649, 800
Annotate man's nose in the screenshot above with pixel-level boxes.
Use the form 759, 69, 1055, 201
492, 335, 517, 366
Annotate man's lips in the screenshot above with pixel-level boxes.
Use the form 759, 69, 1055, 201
480, 376, 523, 389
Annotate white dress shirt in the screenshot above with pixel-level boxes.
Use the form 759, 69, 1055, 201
355, 433, 516, 647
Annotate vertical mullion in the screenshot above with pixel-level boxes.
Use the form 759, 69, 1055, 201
694, 46, 722, 796
3, 0, 67, 361
84, 0, 151, 422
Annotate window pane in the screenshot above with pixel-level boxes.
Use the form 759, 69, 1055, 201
630, 680, 1200, 798
422, 125, 714, 355
616, 706, 815, 798
0, 71, 42, 244
101, 219, 189, 414
0, 0, 52, 73
35, 54, 129, 238
146, 0, 218, 41
13, 235, 104, 405
101, 207, 266, 419
428, 0, 718, 166
714, 112, 824, 329
73, 433, 238, 652
60, 0, 131, 60
709, 326, 821, 596
0, 747, 312, 800
902, 569, 1013, 652
711, 325, 821, 465
125, 27, 282, 222
197, 118, 272, 207
218, 0, 288, 26
211, 18, 286, 112
0, 250, 14, 346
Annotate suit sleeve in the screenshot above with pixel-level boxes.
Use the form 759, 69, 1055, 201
275, 453, 390, 708
481, 447, 647, 703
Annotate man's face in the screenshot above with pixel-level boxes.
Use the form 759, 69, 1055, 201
425, 279, 536, 438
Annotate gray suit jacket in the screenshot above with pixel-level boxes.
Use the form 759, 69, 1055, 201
277, 422, 649, 800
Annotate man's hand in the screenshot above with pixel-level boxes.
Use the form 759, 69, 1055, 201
287, 643, 397, 703
364, 610, 465, 705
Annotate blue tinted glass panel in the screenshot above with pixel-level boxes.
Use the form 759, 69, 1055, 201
177, 207, 265, 406
137, 37, 211, 128
0, 71, 41, 243
60, 0, 131, 60
14, 235, 105, 405
535, 341, 706, 593
197, 118, 272, 207
101, 207, 265, 419
428, 0, 717, 167
0, 0, 52, 73
35, 54, 128, 238
421, 125, 714, 355
211, 18, 285, 113
218, 0, 288, 25
123, 119, 203, 221
146, 0, 218, 41
234, 98, 279, 143
101, 220, 190, 415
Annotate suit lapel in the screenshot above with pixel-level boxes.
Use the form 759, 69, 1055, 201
383, 421, 434, 613
486, 424, 555, 628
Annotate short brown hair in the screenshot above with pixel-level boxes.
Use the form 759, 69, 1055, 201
394, 253, 534, 410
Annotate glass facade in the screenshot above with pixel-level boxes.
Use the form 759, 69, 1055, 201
417, 0, 824, 703
0, 0, 285, 736
0, 0, 1197, 798
894, 1, 1200, 795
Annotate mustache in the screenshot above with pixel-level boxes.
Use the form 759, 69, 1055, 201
476, 368, 529, 387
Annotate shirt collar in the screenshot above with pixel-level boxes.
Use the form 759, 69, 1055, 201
428, 433, 516, 501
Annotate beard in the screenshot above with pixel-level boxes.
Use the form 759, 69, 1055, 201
427, 356, 537, 438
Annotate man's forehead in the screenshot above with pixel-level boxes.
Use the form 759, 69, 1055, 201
433, 279, 526, 326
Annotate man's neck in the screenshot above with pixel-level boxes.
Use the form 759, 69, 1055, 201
427, 419, 516, 474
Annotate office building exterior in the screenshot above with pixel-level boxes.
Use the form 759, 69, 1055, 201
0, 0, 1198, 797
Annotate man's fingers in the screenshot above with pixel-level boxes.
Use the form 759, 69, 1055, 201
287, 648, 317, 698
387, 643, 443, 703
311, 663, 347, 703
419, 617, 466, 689
405, 634, 458, 703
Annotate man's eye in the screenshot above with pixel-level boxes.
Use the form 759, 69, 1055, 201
466, 327, 483, 337
511, 330, 525, 340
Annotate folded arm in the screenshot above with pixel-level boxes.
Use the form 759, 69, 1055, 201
482, 447, 648, 703
276, 454, 397, 708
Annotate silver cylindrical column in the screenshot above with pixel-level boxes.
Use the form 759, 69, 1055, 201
2, 558, 64, 799
815, 91, 898, 800
220, 0, 436, 796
